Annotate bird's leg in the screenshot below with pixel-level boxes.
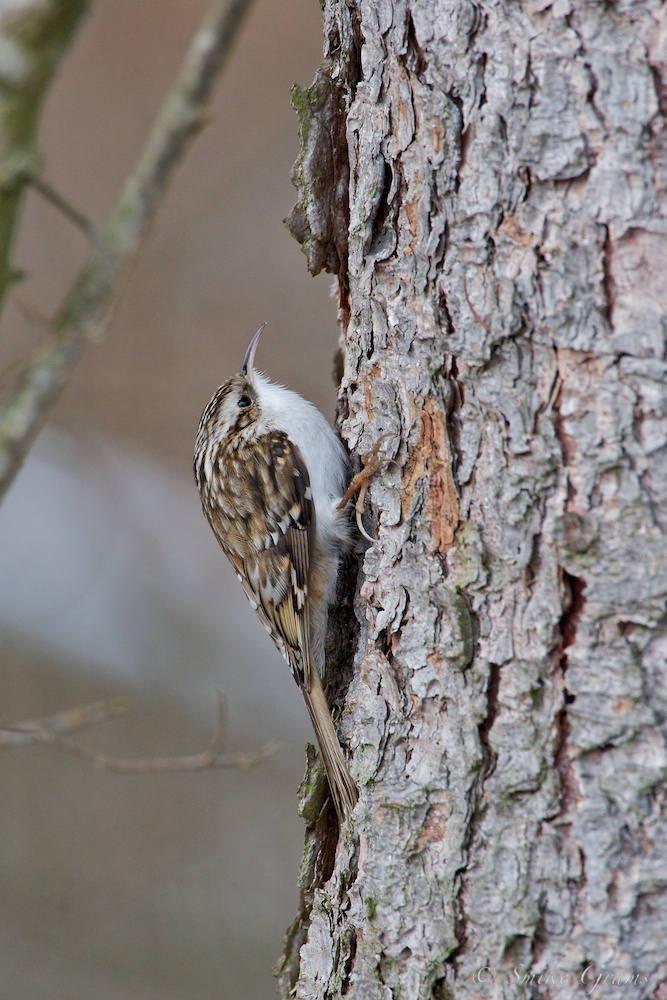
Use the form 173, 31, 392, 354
338, 434, 392, 542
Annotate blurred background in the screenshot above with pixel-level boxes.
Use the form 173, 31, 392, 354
0, 1, 339, 997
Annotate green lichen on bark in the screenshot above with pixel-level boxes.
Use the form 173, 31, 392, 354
285, 59, 349, 277
275, 745, 338, 998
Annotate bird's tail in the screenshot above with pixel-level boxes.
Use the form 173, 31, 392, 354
303, 671, 358, 825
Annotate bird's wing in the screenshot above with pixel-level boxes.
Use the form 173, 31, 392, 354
224, 431, 315, 691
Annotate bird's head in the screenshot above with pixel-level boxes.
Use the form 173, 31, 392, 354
197, 323, 265, 439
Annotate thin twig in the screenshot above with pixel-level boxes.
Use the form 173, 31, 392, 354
1, 691, 279, 772
23, 171, 97, 242
0, 696, 128, 748
0, 0, 255, 501
28, 729, 279, 773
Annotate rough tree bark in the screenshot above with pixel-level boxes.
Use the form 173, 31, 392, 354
280, 2, 667, 999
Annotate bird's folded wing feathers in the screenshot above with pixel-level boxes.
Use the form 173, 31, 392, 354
228, 432, 315, 690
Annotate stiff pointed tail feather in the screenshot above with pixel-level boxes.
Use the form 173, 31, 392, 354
303, 672, 358, 825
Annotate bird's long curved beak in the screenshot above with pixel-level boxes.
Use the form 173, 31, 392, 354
240, 324, 266, 377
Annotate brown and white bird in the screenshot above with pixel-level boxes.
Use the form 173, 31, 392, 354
194, 325, 358, 824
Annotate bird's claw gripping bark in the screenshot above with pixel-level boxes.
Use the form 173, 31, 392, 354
338, 434, 393, 542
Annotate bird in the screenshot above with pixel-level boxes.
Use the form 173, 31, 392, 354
194, 325, 358, 824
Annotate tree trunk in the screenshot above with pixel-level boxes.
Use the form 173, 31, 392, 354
281, 2, 667, 998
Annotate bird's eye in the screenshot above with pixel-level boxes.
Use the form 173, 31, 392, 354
237, 395, 252, 409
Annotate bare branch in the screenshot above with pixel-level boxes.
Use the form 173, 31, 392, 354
27, 729, 279, 774
0, 696, 128, 747
0, 0, 90, 304
0, 0, 255, 500
1, 690, 279, 772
